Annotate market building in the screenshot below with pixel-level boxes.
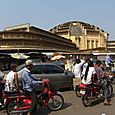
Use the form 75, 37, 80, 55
0, 23, 78, 70
0, 22, 115, 71
49, 21, 109, 51
0, 23, 77, 53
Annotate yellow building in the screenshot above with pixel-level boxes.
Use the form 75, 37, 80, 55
0, 23, 77, 53
49, 21, 109, 51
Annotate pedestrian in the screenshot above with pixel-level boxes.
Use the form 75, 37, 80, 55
21, 60, 42, 115
105, 54, 113, 67
72, 58, 85, 90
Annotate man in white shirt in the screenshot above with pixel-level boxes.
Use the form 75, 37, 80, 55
72, 59, 85, 90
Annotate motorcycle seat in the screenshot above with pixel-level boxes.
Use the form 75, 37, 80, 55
4, 91, 20, 96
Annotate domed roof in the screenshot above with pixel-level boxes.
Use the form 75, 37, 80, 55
49, 21, 106, 34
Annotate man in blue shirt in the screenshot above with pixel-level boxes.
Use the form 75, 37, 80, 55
105, 54, 113, 66
21, 60, 41, 115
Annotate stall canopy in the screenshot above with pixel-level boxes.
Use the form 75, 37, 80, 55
10, 53, 29, 59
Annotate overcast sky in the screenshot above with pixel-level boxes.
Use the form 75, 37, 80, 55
0, 0, 115, 40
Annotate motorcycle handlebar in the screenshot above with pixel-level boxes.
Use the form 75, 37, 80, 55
42, 79, 50, 83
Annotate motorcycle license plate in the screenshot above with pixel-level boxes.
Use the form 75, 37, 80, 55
80, 90, 85, 95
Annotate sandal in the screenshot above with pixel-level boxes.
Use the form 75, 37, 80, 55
104, 103, 111, 106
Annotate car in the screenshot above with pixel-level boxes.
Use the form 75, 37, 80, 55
53, 61, 65, 69
17, 62, 74, 90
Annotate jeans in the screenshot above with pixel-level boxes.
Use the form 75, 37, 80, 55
100, 79, 109, 99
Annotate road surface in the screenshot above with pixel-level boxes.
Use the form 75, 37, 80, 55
0, 86, 115, 115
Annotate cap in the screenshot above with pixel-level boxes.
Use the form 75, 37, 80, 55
25, 60, 33, 66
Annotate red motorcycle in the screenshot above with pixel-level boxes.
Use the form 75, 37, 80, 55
74, 83, 87, 97
6, 79, 64, 115
82, 78, 113, 107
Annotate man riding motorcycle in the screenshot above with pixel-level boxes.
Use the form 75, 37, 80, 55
94, 60, 111, 105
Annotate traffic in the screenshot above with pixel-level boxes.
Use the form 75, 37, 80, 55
0, 55, 115, 115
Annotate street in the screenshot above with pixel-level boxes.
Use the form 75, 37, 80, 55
0, 86, 115, 115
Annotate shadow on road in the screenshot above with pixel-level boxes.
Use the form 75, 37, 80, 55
35, 102, 72, 115
35, 108, 51, 115
0, 102, 72, 115
61, 102, 72, 110
90, 98, 104, 107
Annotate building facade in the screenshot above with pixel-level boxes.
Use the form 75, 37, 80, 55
49, 21, 109, 51
0, 23, 77, 53
107, 40, 115, 52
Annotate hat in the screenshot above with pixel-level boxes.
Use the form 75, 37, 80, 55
25, 60, 33, 66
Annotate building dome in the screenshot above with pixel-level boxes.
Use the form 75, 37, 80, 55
49, 21, 109, 50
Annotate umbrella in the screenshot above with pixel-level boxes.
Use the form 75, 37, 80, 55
51, 55, 65, 61
10, 53, 29, 59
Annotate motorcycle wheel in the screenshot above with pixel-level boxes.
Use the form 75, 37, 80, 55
111, 77, 115, 85
82, 91, 92, 107
6, 100, 25, 115
75, 85, 82, 97
38, 92, 48, 107
48, 94, 64, 111
107, 84, 113, 98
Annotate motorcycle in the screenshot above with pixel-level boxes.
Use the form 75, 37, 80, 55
6, 79, 64, 115
0, 80, 5, 109
82, 77, 113, 107
108, 70, 115, 85
74, 83, 86, 97
104, 62, 115, 84
0, 79, 23, 110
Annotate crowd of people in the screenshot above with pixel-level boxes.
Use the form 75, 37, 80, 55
0, 54, 114, 114
72, 55, 113, 105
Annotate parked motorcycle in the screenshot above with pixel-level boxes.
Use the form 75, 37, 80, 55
6, 79, 64, 115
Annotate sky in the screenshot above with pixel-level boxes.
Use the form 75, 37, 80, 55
0, 0, 115, 40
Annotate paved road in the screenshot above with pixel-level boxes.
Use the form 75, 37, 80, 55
1, 85, 115, 115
